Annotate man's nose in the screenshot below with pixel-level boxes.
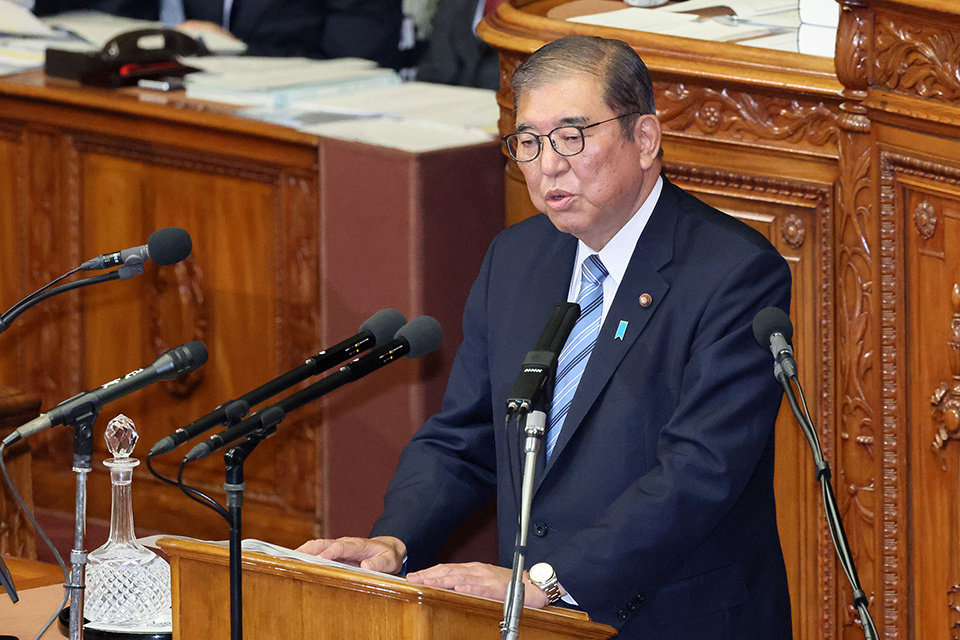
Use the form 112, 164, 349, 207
538, 139, 570, 175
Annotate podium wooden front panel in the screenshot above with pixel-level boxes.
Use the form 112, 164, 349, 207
160, 538, 615, 640
0, 73, 504, 557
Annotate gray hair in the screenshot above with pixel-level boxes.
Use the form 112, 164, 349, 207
509, 35, 656, 141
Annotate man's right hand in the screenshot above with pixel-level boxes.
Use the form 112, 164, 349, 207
296, 536, 407, 574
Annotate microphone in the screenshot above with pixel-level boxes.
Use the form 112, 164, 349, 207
184, 315, 442, 463
149, 308, 407, 456
80, 227, 193, 271
505, 302, 581, 417
752, 306, 798, 380
3, 341, 208, 446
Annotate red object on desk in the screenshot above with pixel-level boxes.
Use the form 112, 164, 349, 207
484, 0, 506, 15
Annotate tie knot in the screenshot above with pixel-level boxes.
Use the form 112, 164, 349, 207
581, 254, 608, 285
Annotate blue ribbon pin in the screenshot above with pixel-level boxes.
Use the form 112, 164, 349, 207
615, 320, 628, 340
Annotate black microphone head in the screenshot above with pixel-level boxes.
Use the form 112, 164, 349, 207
360, 308, 407, 346
397, 316, 442, 359
163, 341, 209, 377
752, 306, 793, 349
147, 227, 192, 266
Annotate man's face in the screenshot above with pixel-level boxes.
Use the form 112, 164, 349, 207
515, 72, 661, 251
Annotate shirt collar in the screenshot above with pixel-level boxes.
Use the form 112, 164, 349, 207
573, 175, 663, 290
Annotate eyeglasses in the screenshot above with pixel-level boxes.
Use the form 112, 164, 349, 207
501, 112, 643, 162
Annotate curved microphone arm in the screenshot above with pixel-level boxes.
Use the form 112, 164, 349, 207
0, 270, 122, 335
779, 373, 878, 640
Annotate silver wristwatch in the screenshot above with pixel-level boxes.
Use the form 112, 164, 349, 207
529, 562, 562, 604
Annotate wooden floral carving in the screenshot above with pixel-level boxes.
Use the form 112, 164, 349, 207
656, 84, 839, 148
932, 285, 960, 469
875, 17, 960, 101
915, 200, 938, 239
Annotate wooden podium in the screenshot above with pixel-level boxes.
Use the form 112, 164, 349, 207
159, 538, 616, 640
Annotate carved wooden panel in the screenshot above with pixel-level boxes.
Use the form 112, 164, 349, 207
875, 11, 960, 103
885, 155, 960, 640
657, 84, 840, 153
0, 387, 41, 559
0, 124, 23, 386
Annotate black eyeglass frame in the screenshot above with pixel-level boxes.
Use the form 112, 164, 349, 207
501, 111, 645, 162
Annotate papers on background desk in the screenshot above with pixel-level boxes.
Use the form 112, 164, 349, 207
183, 56, 401, 108
564, 0, 837, 57
569, 7, 791, 41
236, 79, 500, 153
0, 4, 246, 75
40, 11, 247, 54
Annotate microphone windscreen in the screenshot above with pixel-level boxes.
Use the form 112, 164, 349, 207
752, 306, 793, 349
148, 227, 193, 265
360, 308, 407, 347
398, 316, 442, 359
171, 341, 209, 374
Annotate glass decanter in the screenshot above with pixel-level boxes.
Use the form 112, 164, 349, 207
84, 414, 172, 626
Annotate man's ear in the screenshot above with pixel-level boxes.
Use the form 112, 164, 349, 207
635, 114, 663, 168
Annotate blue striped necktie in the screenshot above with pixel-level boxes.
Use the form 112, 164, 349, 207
546, 254, 608, 460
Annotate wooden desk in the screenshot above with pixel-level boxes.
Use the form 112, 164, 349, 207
0, 557, 64, 640
0, 72, 504, 559
479, 1, 960, 639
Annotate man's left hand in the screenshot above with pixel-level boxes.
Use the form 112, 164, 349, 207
405, 562, 549, 608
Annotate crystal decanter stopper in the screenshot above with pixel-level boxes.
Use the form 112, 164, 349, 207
84, 414, 171, 626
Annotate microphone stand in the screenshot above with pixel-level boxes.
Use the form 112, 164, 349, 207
68, 411, 98, 640
776, 364, 878, 640
500, 409, 546, 640
222, 433, 269, 640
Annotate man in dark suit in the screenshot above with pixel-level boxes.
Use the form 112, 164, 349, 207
182, 0, 403, 68
416, 0, 500, 89
299, 35, 793, 639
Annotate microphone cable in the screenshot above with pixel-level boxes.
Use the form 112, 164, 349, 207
0, 439, 70, 640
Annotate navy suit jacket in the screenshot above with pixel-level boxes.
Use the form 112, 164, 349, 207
372, 179, 793, 640
183, 0, 403, 67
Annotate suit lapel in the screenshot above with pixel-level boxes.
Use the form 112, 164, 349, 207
538, 180, 681, 484
504, 231, 577, 507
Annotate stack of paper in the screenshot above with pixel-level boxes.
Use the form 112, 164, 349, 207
0, 0, 67, 74
184, 56, 402, 108
240, 81, 500, 152
0, 4, 248, 76
40, 11, 247, 54
566, 0, 839, 58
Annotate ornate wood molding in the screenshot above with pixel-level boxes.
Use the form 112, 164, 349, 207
875, 15, 960, 102
782, 214, 807, 249
275, 172, 321, 516
836, 2, 872, 93
836, 125, 884, 634
24, 131, 82, 467
656, 83, 840, 151
914, 200, 938, 239
149, 257, 209, 399
662, 163, 831, 205
72, 134, 284, 183
931, 284, 960, 469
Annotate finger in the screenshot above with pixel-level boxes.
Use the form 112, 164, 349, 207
296, 539, 334, 555
359, 553, 400, 574
406, 562, 478, 582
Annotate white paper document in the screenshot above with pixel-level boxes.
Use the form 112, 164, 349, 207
0, 0, 59, 37
140, 534, 409, 583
